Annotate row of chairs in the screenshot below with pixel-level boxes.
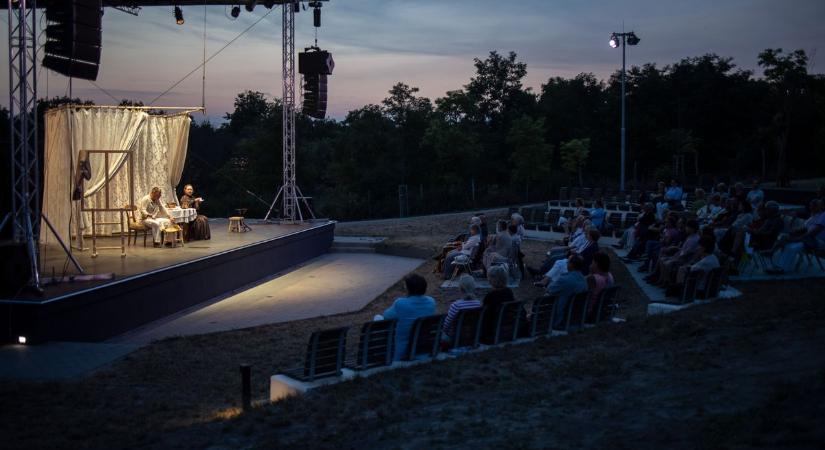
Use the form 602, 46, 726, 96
547, 200, 642, 213
286, 286, 622, 382
520, 206, 640, 237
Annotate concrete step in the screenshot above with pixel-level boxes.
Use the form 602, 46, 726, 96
330, 246, 376, 254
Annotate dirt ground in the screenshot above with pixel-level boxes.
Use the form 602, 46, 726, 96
2, 211, 824, 449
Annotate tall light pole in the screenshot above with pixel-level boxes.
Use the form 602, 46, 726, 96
609, 31, 640, 193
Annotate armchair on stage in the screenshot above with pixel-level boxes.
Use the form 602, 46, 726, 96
39, 105, 194, 258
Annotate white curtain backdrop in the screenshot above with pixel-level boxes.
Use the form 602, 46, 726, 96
41, 107, 192, 246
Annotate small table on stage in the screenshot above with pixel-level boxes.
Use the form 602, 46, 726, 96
168, 207, 197, 241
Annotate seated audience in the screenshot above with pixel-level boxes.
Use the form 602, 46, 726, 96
585, 251, 614, 321
547, 254, 588, 329
483, 220, 514, 272
442, 275, 483, 340
639, 214, 682, 272
179, 184, 211, 241
645, 219, 701, 286
139, 186, 176, 248
748, 201, 784, 251
380, 274, 436, 361
667, 235, 719, 296
479, 265, 516, 344
443, 224, 481, 279
772, 199, 825, 273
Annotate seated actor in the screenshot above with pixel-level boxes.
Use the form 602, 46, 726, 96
139, 186, 175, 247
179, 184, 211, 241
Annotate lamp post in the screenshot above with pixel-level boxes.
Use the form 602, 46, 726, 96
609, 31, 640, 193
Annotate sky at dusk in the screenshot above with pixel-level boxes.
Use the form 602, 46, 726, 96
2, 0, 824, 122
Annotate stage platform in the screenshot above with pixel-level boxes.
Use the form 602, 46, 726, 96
0, 219, 335, 344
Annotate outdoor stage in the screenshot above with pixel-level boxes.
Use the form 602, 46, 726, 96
0, 219, 335, 344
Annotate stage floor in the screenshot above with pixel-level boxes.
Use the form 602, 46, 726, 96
36, 218, 323, 299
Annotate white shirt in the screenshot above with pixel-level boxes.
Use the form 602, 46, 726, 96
691, 254, 720, 273
138, 194, 171, 220
460, 234, 481, 255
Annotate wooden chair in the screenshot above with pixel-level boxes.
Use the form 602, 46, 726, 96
348, 319, 397, 371
284, 327, 349, 382
405, 314, 445, 361
125, 204, 149, 247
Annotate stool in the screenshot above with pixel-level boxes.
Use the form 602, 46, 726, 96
162, 224, 184, 248
229, 216, 250, 233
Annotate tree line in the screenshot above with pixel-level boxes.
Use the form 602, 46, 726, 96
2, 48, 824, 222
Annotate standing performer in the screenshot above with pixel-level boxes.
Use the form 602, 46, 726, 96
139, 187, 175, 247
179, 184, 211, 241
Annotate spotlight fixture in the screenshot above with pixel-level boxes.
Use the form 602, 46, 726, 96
609, 33, 620, 48
18, 336, 27, 345
263, 0, 276, 8
231, 5, 241, 18
245, 0, 256, 12
174, 5, 184, 25
626, 32, 640, 46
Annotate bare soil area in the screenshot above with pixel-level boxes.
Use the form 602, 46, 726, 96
2, 211, 823, 449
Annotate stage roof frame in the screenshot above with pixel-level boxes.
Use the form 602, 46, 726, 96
0, 1, 328, 9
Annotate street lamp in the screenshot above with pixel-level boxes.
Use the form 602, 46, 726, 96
609, 31, 640, 192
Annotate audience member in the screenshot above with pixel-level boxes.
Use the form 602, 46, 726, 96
380, 274, 436, 360
442, 275, 482, 339
443, 224, 481, 279
748, 201, 784, 251
665, 179, 683, 202
479, 265, 516, 344
589, 199, 606, 231
690, 188, 707, 214
746, 178, 764, 210
547, 254, 588, 329
772, 199, 825, 273
483, 220, 514, 271
585, 251, 614, 321
646, 219, 700, 286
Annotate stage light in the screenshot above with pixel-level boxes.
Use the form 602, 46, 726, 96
174, 6, 184, 25
245, 0, 256, 12
263, 0, 276, 8
626, 32, 640, 46
231, 5, 241, 18
609, 34, 620, 48
18, 336, 27, 344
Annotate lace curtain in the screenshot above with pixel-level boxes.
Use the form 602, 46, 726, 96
40, 107, 192, 246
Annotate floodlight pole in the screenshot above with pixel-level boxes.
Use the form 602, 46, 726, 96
620, 33, 626, 193
610, 30, 639, 193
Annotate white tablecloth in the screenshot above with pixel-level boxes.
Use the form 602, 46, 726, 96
168, 207, 197, 223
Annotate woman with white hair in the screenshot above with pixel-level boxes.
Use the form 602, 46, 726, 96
479, 265, 516, 344
510, 212, 525, 244
441, 275, 482, 339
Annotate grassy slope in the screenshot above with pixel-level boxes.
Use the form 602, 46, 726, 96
2, 212, 823, 449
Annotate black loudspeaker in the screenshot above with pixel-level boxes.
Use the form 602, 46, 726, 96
298, 49, 335, 75
299, 49, 334, 119
42, 0, 102, 81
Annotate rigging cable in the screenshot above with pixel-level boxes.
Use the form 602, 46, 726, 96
148, 6, 278, 106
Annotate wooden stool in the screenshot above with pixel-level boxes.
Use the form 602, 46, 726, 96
162, 224, 185, 247
228, 216, 249, 233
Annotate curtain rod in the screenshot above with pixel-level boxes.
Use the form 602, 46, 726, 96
47, 104, 205, 112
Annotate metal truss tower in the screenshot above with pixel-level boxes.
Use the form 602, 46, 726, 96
3, 0, 41, 289
265, 0, 316, 223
